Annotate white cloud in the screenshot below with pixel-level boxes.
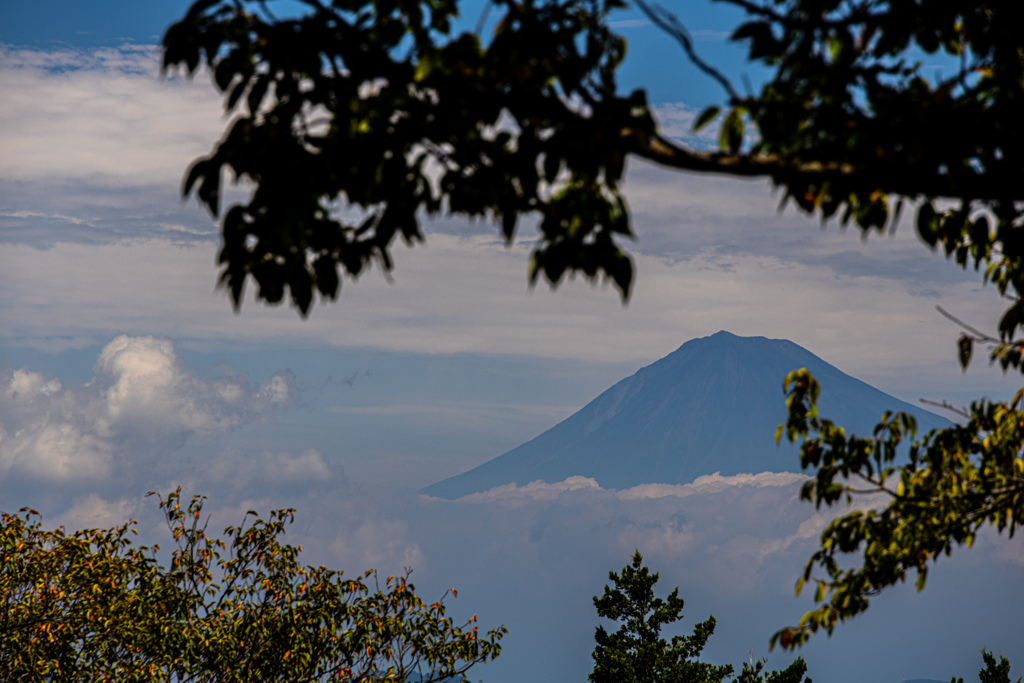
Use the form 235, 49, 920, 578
0, 335, 297, 490
329, 402, 576, 419
650, 102, 719, 148
202, 448, 335, 490
1, 45, 1018, 406
48, 493, 141, 531
451, 471, 809, 505
2, 230, 1016, 404
413, 474, 827, 580
331, 517, 425, 571
452, 475, 603, 503
0, 367, 115, 482
0, 44, 223, 186
618, 471, 809, 499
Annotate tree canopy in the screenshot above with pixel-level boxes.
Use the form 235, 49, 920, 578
590, 551, 809, 683
163, 0, 1024, 337
162, 0, 1024, 651
0, 489, 504, 682
590, 551, 733, 683
955, 651, 1021, 683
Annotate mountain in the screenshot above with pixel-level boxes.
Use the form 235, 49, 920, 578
423, 331, 952, 499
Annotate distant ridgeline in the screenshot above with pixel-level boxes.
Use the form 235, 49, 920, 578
422, 331, 952, 500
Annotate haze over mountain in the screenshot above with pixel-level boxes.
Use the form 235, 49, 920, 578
424, 331, 952, 499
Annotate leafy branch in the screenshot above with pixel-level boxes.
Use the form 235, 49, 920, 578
770, 369, 1024, 650
0, 490, 505, 682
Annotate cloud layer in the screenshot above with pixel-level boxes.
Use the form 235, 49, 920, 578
3, 230, 1017, 406
0, 44, 222, 186
3, 45, 1020, 407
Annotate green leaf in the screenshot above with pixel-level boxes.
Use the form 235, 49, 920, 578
720, 108, 743, 154
958, 334, 973, 371
915, 203, 938, 247
693, 106, 720, 133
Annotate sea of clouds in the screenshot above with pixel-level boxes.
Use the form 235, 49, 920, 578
2, 336, 1023, 683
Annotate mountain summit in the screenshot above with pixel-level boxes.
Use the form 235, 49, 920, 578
423, 332, 951, 499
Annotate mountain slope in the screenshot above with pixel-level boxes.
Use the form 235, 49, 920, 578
423, 331, 952, 499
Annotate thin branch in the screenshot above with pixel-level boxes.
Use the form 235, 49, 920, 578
633, 0, 739, 101
256, 0, 279, 22
919, 397, 971, 419
935, 305, 999, 343
475, 0, 493, 36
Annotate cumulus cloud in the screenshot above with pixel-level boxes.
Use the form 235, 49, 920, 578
233, 473, 1024, 683
202, 448, 336, 494
0, 335, 297, 495
48, 493, 142, 531
331, 516, 426, 571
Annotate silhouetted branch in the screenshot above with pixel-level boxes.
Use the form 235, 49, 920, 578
633, 0, 739, 101
919, 398, 970, 419
935, 305, 998, 343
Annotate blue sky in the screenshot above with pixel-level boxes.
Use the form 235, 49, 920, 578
1, 2, 1022, 682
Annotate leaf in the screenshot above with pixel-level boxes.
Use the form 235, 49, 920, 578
213, 58, 237, 92
958, 334, 973, 371
719, 108, 743, 154
247, 74, 270, 115
915, 202, 938, 247
501, 210, 517, 242
693, 106, 720, 133
226, 77, 248, 111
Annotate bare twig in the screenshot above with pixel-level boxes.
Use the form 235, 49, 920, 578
919, 398, 970, 419
633, 0, 739, 101
256, 0, 279, 22
475, 0, 493, 36
935, 305, 999, 343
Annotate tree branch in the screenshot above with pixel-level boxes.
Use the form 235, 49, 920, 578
919, 397, 971, 419
935, 306, 1000, 343
625, 131, 1021, 202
